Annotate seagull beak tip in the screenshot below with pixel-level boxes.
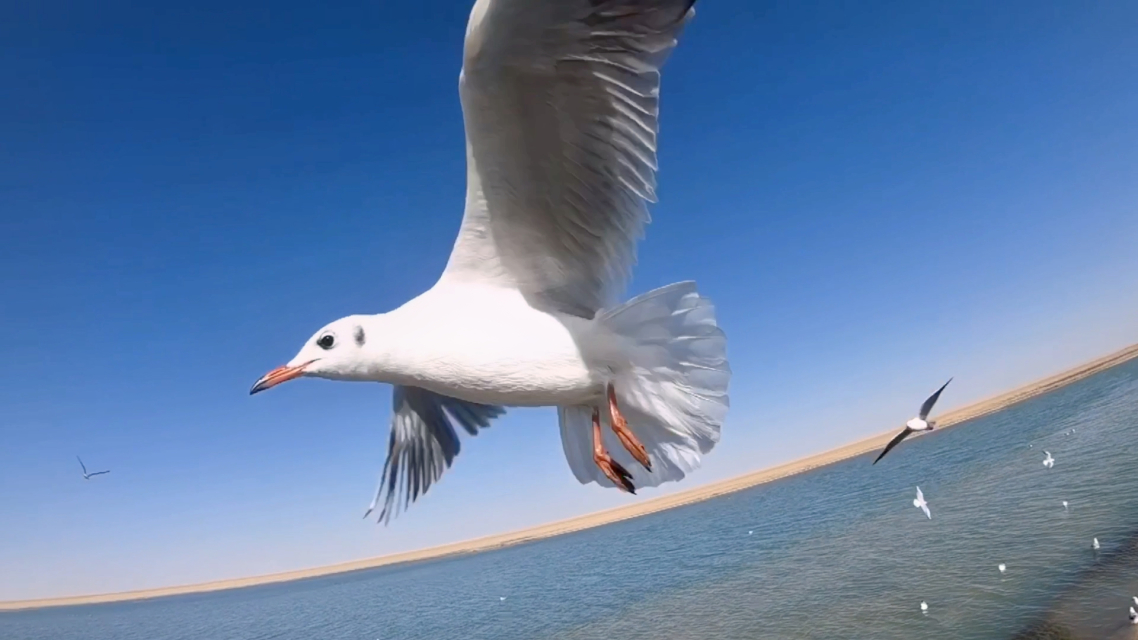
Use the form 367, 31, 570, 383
249, 363, 311, 396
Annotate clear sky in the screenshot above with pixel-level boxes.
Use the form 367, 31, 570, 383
2, 0, 1137, 600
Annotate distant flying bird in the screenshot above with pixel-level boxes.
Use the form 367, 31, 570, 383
248, 0, 731, 524
1093, 537, 1100, 551
1043, 451, 1054, 468
873, 378, 953, 465
76, 456, 110, 480
998, 563, 1006, 574
913, 486, 931, 519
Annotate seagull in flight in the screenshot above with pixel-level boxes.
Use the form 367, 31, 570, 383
1043, 451, 1054, 468
913, 486, 931, 519
249, 0, 731, 524
76, 456, 110, 481
873, 378, 953, 465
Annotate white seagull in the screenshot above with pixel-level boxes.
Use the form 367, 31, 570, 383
998, 563, 1006, 574
913, 486, 931, 519
76, 456, 110, 481
920, 601, 928, 612
1062, 500, 1068, 510
873, 378, 953, 465
1043, 451, 1054, 468
1130, 606, 1137, 624
249, 0, 730, 524
1093, 537, 1100, 551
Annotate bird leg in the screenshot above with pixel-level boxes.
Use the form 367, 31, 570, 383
607, 383, 652, 471
592, 407, 635, 494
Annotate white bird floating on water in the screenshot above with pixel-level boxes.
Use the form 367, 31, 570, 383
76, 456, 110, 481
1133, 595, 1138, 606
1062, 500, 1068, 510
998, 563, 1006, 574
1130, 606, 1137, 624
1043, 451, 1055, 468
920, 601, 928, 612
249, 0, 731, 523
873, 378, 953, 465
913, 486, 932, 519
1093, 538, 1100, 551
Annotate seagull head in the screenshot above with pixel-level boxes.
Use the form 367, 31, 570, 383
250, 315, 378, 395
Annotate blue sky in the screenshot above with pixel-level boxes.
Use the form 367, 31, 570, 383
2, 0, 1137, 600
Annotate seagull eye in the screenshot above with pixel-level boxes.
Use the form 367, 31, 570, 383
316, 333, 336, 350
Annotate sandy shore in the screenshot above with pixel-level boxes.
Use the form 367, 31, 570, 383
5, 343, 1137, 612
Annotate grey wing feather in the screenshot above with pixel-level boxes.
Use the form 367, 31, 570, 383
918, 377, 953, 420
443, 0, 699, 316
365, 386, 505, 524
76, 456, 87, 475
872, 428, 913, 465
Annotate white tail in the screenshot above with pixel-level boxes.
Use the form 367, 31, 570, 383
558, 281, 731, 490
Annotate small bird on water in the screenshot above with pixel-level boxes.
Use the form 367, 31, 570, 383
1043, 451, 1054, 468
920, 601, 928, 612
1093, 538, 1100, 551
873, 378, 953, 465
998, 563, 1006, 574
249, 0, 731, 524
1129, 606, 1137, 624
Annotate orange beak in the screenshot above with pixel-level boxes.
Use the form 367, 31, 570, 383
249, 360, 315, 395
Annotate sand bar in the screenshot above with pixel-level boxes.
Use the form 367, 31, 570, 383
4, 343, 1137, 612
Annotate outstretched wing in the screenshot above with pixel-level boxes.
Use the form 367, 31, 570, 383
76, 456, 87, 475
89, 470, 110, 477
918, 377, 953, 420
441, 0, 699, 317
365, 386, 505, 524
872, 428, 913, 465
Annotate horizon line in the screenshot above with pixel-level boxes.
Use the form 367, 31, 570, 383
4, 341, 1137, 612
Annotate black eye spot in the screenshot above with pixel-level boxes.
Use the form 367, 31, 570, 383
316, 333, 335, 350
354, 326, 366, 346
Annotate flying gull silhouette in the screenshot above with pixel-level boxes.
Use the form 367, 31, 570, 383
77, 456, 110, 480
873, 378, 953, 465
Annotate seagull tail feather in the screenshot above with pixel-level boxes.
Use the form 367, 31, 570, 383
562, 281, 730, 490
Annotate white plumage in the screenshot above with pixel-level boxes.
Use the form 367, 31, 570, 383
913, 486, 931, 519
250, 0, 729, 523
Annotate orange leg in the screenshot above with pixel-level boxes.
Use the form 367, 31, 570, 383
592, 407, 635, 494
608, 383, 652, 471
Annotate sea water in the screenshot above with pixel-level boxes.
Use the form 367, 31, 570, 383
4, 359, 1138, 640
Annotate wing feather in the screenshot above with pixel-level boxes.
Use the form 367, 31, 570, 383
872, 428, 913, 465
365, 386, 505, 524
441, 0, 698, 316
919, 378, 953, 420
